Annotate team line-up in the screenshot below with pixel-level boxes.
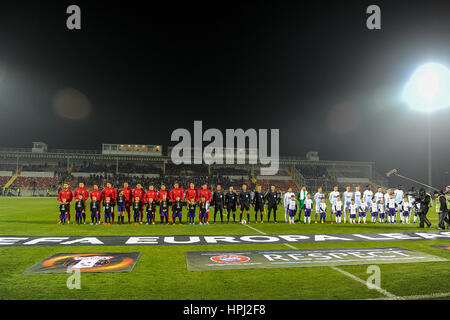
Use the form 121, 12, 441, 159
57, 182, 419, 226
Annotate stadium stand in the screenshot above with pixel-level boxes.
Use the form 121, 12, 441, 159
0, 144, 384, 195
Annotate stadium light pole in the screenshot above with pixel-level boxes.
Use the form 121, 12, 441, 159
402, 62, 450, 190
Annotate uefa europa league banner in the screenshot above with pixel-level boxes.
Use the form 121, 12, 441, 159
22, 252, 141, 274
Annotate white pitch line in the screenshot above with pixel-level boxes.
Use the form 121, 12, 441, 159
366, 291, 450, 300
244, 224, 267, 235
242, 223, 400, 299
330, 266, 401, 300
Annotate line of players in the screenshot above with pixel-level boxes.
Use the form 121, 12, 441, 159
57, 181, 282, 225
283, 185, 419, 224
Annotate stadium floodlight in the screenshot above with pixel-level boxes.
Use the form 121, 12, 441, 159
402, 62, 450, 113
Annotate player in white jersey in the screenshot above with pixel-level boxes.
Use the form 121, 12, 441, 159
407, 191, 416, 220
363, 185, 374, 204
343, 185, 353, 224
378, 200, 385, 223
304, 194, 313, 224
287, 195, 297, 224
387, 194, 396, 224
313, 187, 325, 223
370, 198, 378, 223
354, 185, 362, 205
283, 188, 295, 224
328, 185, 340, 224
319, 198, 327, 224
333, 196, 343, 224
358, 198, 367, 224
374, 187, 384, 204
349, 199, 357, 224
394, 185, 404, 223
384, 188, 391, 211
402, 196, 411, 224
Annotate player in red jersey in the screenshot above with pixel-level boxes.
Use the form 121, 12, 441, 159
103, 182, 117, 224
58, 183, 73, 224
120, 182, 132, 224
90, 185, 103, 222
185, 183, 198, 223
169, 182, 184, 222
198, 183, 212, 223
144, 185, 158, 204
132, 183, 145, 223
73, 182, 89, 224
169, 182, 184, 201
157, 184, 169, 201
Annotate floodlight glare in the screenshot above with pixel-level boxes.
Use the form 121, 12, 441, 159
402, 62, 450, 113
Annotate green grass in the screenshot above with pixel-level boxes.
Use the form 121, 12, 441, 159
0, 196, 449, 300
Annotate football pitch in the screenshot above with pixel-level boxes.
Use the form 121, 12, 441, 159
1, 197, 449, 300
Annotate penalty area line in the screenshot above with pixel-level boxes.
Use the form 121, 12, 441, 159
242, 223, 399, 299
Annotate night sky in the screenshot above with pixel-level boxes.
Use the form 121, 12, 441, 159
0, 1, 449, 186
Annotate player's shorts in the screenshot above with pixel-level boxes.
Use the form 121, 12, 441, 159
315, 203, 321, 212
60, 213, 67, 219
305, 209, 311, 216
344, 202, 351, 211
371, 211, 378, 217
350, 213, 357, 219
288, 209, 296, 217
388, 208, 396, 216
188, 212, 196, 218
241, 203, 250, 211
105, 212, 112, 218
358, 211, 366, 217
200, 212, 207, 218
172, 211, 182, 218
403, 211, 409, 217
335, 210, 342, 217
254, 204, 264, 212
227, 205, 237, 212
76, 211, 83, 217
320, 212, 326, 218
146, 213, 153, 219
91, 212, 99, 218
379, 213, 385, 219
117, 205, 125, 212
133, 212, 140, 218
160, 210, 168, 217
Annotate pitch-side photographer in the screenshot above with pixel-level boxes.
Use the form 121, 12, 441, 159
434, 191, 449, 230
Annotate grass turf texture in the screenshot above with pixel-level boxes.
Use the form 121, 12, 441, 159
0, 196, 449, 300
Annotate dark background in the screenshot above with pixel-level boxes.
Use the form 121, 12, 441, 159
0, 0, 449, 186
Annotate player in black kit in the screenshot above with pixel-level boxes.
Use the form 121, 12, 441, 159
225, 186, 238, 223
239, 184, 251, 223
265, 185, 280, 223
211, 185, 225, 224
253, 185, 266, 223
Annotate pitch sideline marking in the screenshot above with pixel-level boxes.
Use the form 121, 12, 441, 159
242, 223, 399, 299
366, 291, 450, 300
